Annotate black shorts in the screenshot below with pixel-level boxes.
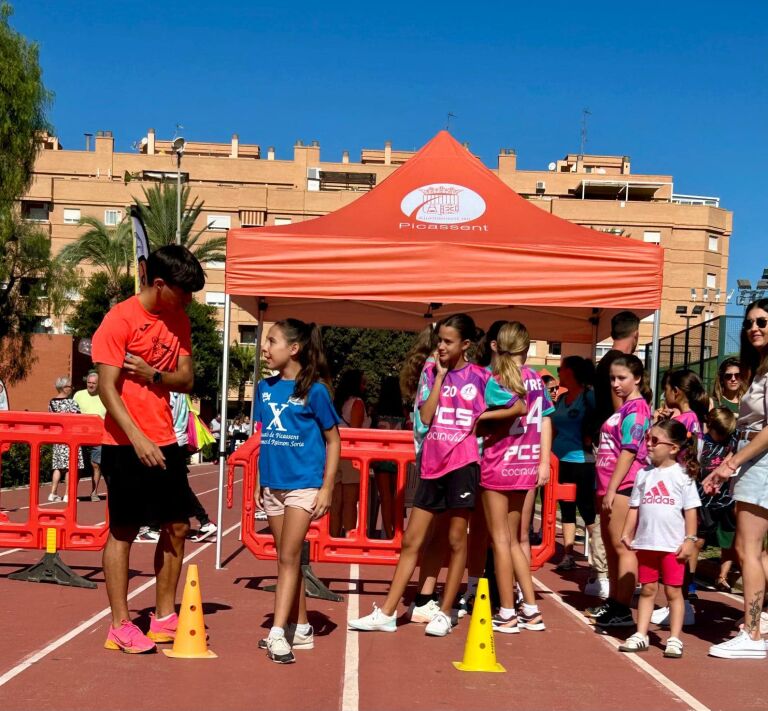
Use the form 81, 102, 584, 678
413, 463, 479, 513
102, 444, 193, 529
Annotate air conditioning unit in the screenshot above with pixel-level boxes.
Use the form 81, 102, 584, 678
535, 181, 546, 192
307, 167, 320, 180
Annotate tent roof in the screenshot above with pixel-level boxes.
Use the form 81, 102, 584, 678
225, 131, 663, 342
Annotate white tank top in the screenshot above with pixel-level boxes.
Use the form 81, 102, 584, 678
340, 396, 371, 429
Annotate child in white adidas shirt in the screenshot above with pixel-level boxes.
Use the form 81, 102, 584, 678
618, 419, 701, 658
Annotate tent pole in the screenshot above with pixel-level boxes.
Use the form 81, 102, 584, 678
249, 298, 264, 427
649, 308, 662, 406
215, 294, 233, 570
591, 308, 600, 360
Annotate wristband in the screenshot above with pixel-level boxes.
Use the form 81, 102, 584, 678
683, 535, 697, 543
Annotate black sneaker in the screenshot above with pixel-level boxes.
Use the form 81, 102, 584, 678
266, 635, 295, 664
594, 602, 634, 628
585, 599, 612, 619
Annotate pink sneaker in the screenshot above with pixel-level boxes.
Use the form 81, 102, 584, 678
147, 612, 178, 643
104, 620, 156, 654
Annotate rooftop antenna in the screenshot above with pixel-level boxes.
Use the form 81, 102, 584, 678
580, 108, 591, 155
446, 112, 456, 131
173, 123, 184, 140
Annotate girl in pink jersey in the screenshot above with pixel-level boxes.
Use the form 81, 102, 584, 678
590, 355, 652, 628
480, 322, 554, 634
349, 314, 526, 637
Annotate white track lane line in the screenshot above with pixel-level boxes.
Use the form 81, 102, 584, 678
0, 521, 241, 688
533, 577, 711, 711
342, 563, 360, 711
0, 548, 21, 558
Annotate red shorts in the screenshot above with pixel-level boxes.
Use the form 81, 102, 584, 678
636, 549, 685, 587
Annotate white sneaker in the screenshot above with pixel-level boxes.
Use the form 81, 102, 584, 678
584, 577, 610, 599
348, 604, 397, 632
255, 510, 268, 521
652, 601, 695, 627
425, 611, 452, 637
410, 599, 440, 623
708, 630, 767, 659
189, 521, 217, 541
266, 634, 295, 664
63, 494, 68, 503
47, 493, 62, 503
738, 610, 768, 636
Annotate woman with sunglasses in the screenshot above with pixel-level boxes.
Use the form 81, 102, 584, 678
705, 299, 768, 659
712, 357, 746, 414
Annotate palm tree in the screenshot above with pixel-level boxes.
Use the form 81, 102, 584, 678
58, 216, 133, 303
228, 341, 256, 414
133, 183, 227, 263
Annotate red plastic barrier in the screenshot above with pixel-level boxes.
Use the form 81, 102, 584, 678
233, 428, 576, 570
0, 412, 108, 551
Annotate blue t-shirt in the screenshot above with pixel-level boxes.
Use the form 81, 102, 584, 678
552, 389, 596, 464
254, 376, 341, 490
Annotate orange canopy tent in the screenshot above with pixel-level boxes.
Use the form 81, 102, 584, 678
214, 131, 665, 566
224, 130, 664, 343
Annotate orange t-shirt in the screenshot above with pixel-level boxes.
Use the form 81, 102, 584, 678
91, 295, 192, 446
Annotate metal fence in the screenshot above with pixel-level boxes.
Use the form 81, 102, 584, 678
644, 315, 742, 403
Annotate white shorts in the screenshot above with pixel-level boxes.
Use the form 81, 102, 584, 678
262, 487, 317, 517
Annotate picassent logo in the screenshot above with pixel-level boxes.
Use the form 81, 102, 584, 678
400, 183, 486, 225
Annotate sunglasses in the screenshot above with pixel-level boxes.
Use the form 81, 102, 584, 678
723, 373, 740, 380
743, 317, 768, 330
645, 433, 674, 447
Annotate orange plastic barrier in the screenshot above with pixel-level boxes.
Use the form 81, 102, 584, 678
230, 429, 576, 571
0, 412, 107, 551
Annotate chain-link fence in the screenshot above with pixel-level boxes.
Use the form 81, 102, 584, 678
644, 315, 742, 403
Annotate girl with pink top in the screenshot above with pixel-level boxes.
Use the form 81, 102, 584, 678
480, 322, 554, 634
348, 314, 526, 638
589, 355, 652, 628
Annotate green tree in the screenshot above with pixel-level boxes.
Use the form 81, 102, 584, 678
186, 300, 222, 403
228, 341, 255, 414
58, 216, 133, 303
66, 271, 135, 339
133, 183, 227, 262
0, 1, 52, 212
321, 326, 416, 402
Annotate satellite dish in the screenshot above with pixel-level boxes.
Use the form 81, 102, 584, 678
548, 162, 556, 171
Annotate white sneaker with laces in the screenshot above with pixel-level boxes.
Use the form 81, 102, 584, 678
584, 577, 609, 599
410, 599, 440, 623
47, 493, 62, 503
708, 630, 767, 659
425, 611, 452, 637
651, 601, 695, 627
348, 604, 397, 632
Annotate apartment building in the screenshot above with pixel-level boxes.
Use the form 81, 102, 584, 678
21, 129, 732, 384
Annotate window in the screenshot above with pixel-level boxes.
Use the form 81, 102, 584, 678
63, 208, 81, 225
205, 291, 226, 307
239, 325, 258, 345
643, 230, 661, 244
23, 201, 50, 222
274, 217, 292, 226
708, 235, 719, 252
104, 209, 122, 226
206, 214, 231, 230
548, 341, 562, 356
528, 341, 537, 357
706, 273, 717, 289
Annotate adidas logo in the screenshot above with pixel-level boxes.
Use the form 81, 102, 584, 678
642, 479, 676, 505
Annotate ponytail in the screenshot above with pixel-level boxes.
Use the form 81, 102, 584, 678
611, 354, 652, 404
655, 419, 701, 480
273, 319, 332, 402
666, 368, 709, 426
492, 321, 528, 398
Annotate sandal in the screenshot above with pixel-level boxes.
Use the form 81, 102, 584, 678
715, 577, 731, 593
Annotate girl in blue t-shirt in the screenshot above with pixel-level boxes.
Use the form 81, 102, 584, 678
254, 319, 341, 665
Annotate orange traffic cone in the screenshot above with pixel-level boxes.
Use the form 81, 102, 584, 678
452, 578, 505, 673
163, 564, 217, 659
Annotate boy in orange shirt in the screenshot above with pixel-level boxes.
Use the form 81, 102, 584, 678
92, 245, 205, 653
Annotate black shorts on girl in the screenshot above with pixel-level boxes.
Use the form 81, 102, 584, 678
413, 463, 480, 512
102, 444, 193, 529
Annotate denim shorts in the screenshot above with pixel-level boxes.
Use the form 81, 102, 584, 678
733, 442, 768, 511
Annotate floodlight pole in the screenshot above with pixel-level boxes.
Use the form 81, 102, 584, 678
650, 309, 661, 406
175, 153, 182, 246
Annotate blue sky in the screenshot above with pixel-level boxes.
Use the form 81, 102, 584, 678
11, 1, 767, 306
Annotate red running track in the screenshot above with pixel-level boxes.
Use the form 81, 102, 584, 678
0, 464, 766, 711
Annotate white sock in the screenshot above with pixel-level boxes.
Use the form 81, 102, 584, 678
522, 603, 539, 616
269, 626, 285, 639
467, 576, 479, 597
295, 622, 311, 635
155, 612, 174, 621
499, 606, 516, 620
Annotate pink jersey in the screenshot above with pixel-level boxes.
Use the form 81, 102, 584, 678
596, 397, 652, 496
481, 366, 555, 491
417, 361, 517, 480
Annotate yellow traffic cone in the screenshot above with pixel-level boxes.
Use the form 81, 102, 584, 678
163, 564, 217, 659
452, 578, 505, 673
